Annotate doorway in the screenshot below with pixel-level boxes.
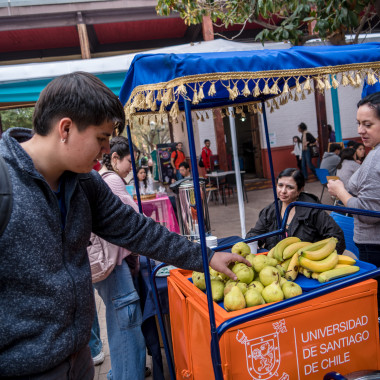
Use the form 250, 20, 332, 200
223, 106, 263, 178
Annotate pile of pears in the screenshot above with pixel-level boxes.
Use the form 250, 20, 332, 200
191, 241, 303, 312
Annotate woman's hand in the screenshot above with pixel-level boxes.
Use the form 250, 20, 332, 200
209, 252, 251, 280
327, 179, 352, 206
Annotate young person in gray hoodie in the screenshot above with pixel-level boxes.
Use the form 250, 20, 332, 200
0, 72, 248, 379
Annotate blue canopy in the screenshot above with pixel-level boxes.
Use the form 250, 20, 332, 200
119, 43, 380, 123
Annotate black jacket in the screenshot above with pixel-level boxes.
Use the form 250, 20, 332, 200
246, 192, 346, 254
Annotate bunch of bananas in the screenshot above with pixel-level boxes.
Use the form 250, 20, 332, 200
269, 237, 359, 284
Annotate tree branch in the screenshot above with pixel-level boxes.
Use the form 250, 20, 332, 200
353, 4, 371, 44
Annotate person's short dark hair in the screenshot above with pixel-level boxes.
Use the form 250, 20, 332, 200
346, 140, 356, 148
329, 143, 342, 153
204, 139, 210, 144
277, 168, 305, 191
179, 161, 189, 170
357, 91, 380, 119
298, 122, 307, 132
33, 71, 125, 136
327, 124, 333, 133
293, 136, 302, 143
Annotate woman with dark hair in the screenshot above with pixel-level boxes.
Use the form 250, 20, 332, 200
89, 136, 147, 380
246, 168, 345, 253
136, 166, 154, 194
336, 148, 360, 187
353, 142, 366, 164
328, 91, 380, 272
298, 122, 317, 180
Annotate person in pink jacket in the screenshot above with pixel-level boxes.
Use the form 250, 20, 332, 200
88, 136, 146, 380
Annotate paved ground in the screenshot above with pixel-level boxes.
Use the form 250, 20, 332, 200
94, 179, 332, 379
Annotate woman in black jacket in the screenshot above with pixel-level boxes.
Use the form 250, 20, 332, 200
246, 168, 346, 254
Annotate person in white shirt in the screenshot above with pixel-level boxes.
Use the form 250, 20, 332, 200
291, 136, 302, 171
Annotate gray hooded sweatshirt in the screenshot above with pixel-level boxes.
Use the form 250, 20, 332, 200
0, 128, 213, 377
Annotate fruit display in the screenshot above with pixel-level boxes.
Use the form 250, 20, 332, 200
191, 238, 360, 312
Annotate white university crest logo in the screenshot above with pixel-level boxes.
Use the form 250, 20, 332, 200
236, 319, 289, 380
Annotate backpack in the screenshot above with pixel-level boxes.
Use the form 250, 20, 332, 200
0, 155, 12, 236
198, 154, 204, 168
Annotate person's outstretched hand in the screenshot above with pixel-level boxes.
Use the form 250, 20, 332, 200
209, 252, 251, 280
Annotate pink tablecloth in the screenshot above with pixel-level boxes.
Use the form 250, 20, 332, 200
136, 195, 180, 234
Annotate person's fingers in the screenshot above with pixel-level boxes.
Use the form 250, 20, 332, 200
228, 253, 252, 267
219, 267, 237, 281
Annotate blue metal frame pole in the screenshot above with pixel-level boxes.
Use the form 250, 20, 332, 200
126, 124, 143, 214
184, 99, 224, 380
261, 100, 282, 230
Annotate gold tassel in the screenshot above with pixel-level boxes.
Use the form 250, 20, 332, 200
220, 109, 225, 118
159, 102, 165, 113
304, 77, 311, 91
242, 81, 250, 97
157, 90, 162, 101
341, 73, 349, 86
235, 107, 241, 114
273, 99, 279, 109
324, 77, 332, 90
331, 75, 339, 89
266, 100, 271, 108
270, 81, 280, 95
355, 72, 362, 87
294, 92, 299, 101
192, 88, 199, 104
316, 77, 325, 91
198, 85, 205, 102
270, 105, 274, 113
206, 112, 209, 119
263, 81, 270, 95
169, 102, 180, 121
177, 83, 187, 96
200, 113, 205, 122
196, 112, 200, 121
301, 91, 306, 100
181, 113, 186, 122
288, 91, 293, 100
253, 81, 261, 97
226, 108, 231, 117
241, 111, 246, 118
348, 74, 356, 86
296, 78, 302, 93
163, 89, 173, 106
208, 82, 216, 97
256, 104, 262, 114
283, 80, 290, 94
151, 100, 157, 112
146, 91, 154, 109
367, 71, 377, 85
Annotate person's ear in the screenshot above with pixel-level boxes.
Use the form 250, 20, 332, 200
58, 118, 72, 142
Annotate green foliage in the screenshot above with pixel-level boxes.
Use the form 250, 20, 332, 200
0, 107, 34, 131
156, 0, 375, 45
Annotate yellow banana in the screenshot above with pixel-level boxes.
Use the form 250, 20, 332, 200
285, 253, 300, 281
267, 247, 275, 259
274, 237, 301, 261
297, 237, 333, 254
301, 237, 337, 261
283, 241, 311, 260
338, 255, 356, 265
302, 268, 313, 278
311, 272, 320, 280
334, 264, 351, 269
299, 250, 339, 273
280, 257, 292, 271
318, 266, 360, 283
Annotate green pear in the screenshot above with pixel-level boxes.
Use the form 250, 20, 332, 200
245, 254, 256, 267
231, 242, 251, 258
237, 281, 248, 295
210, 279, 225, 302
259, 266, 281, 287
248, 280, 264, 293
262, 281, 284, 303
209, 267, 219, 278
252, 255, 278, 273
232, 263, 254, 284
192, 271, 206, 290
279, 277, 288, 287
218, 272, 230, 282
224, 285, 246, 311
282, 281, 302, 299
224, 281, 238, 296
245, 288, 265, 307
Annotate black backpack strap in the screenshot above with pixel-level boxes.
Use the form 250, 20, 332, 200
0, 155, 12, 236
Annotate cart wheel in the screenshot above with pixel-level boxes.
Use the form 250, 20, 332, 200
324, 372, 347, 380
